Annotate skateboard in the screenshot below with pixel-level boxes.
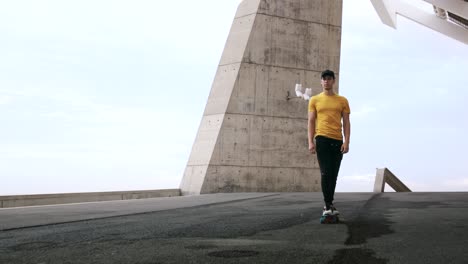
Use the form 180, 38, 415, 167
320, 214, 340, 224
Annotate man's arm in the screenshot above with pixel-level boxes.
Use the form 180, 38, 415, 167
308, 111, 316, 154
341, 112, 350, 153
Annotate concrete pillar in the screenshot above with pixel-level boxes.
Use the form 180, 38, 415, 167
180, 0, 343, 195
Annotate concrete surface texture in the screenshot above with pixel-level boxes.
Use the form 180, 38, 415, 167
1, 192, 467, 264
180, 0, 343, 195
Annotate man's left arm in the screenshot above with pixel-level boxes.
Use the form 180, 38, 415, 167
341, 112, 350, 153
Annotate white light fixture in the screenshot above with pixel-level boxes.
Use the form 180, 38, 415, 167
303, 88, 312, 100
295, 83, 303, 97
288, 83, 313, 101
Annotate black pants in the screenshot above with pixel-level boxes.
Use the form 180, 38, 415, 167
315, 135, 343, 207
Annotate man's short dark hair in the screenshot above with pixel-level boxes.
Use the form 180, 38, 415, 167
321, 69, 335, 79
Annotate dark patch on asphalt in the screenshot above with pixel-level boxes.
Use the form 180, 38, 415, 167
328, 194, 447, 263
342, 194, 447, 245
208, 249, 259, 258
343, 194, 395, 245
344, 217, 393, 245
380, 198, 445, 209
327, 248, 388, 264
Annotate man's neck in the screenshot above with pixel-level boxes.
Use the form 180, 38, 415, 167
323, 89, 335, 96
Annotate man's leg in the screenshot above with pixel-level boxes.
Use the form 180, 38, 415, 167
328, 140, 343, 204
315, 136, 334, 209
316, 136, 343, 209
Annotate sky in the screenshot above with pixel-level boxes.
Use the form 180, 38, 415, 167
0, 0, 467, 195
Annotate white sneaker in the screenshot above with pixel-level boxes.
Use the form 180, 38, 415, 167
323, 209, 333, 216
323, 205, 339, 216
331, 208, 339, 215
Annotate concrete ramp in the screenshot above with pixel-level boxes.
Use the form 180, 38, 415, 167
1, 192, 467, 263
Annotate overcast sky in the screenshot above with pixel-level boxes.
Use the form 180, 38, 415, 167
1, 0, 467, 195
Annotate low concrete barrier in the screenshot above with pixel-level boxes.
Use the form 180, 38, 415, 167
0, 189, 181, 208
374, 168, 412, 192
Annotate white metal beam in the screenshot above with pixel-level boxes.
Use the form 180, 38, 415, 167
371, 0, 468, 45
370, 0, 397, 28
423, 0, 468, 18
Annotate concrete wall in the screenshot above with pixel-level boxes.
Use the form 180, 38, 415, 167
180, 0, 343, 195
0, 189, 181, 208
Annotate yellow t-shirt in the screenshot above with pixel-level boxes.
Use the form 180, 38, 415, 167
308, 92, 350, 140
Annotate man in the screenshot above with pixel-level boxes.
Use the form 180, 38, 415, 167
308, 69, 351, 216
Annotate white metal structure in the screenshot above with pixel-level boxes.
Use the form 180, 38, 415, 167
371, 0, 468, 45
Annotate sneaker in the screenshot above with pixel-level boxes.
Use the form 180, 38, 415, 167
322, 206, 333, 216
323, 205, 339, 216
330, 204, 340, 215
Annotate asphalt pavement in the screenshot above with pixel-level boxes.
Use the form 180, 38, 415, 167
0, 192, 467, 264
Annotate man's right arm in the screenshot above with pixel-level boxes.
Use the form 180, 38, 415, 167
308, 111, 316, 154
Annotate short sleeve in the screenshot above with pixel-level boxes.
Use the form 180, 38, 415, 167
308, 97, 316, 112
342, 97, 350, 114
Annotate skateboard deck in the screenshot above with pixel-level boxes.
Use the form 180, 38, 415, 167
320, 214, 340, 224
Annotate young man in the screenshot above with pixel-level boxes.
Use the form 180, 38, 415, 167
308, 69, 351, 216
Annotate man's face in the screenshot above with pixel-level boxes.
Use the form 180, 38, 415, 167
321, 76, 335, 90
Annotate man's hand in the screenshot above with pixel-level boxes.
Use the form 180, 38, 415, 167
341, 142, 349, 154
309, 142, 316, 154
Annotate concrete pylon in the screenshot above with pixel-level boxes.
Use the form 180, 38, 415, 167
180, 0, 343, 195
